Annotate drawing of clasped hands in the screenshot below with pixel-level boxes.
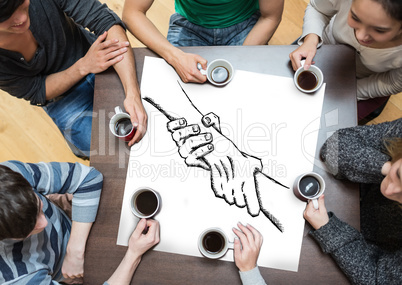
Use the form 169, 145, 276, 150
167, 113, 264, 217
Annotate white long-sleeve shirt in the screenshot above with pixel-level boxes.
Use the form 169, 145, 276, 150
298, 0, 402, 100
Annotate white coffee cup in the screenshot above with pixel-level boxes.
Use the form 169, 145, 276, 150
198, 227, 234, 259
130, 187, 161, 219
109, 106, 135, 142
198, 59, 234, 86
293, 172, 326, 209
294, 61, 324, 93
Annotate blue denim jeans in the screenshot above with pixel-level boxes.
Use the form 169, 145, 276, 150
167, 11, 261, 46
43, 74, 95, 158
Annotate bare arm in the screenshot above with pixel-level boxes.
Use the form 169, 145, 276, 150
106, 25, 148, 145
289, 33, 320, 71
45, 31, 128, 100
122, 0, 207, 83
243, 0, 284, 45
62, 221, 93, 279
289, 0, 339, 71
106, 219, 160, 285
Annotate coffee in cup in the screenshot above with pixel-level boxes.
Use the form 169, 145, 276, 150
109, 106, 135, 141
198, 59, 234, 86
198, 227, 234, 259
210, 66, 230, 84
297, 70, 318, 91
294, 62, 324, 93
130, 187, 161, 219
293, 172, 325, 209
114, 118, 132, 137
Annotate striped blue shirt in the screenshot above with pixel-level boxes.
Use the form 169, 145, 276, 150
0, 161, 103, 284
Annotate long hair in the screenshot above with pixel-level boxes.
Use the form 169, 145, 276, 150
0, 0, 25, 22
370, 0, 402, 21
0, 165, 38, 240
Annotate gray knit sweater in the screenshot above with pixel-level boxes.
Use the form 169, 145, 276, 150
313, 118, 402, 285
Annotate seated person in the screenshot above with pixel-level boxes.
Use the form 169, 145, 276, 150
0, 0, 147, 159
303, 118, 402, 284
122, 0, 284, 83
0, 161, 159, 284
289, 0, 402, 122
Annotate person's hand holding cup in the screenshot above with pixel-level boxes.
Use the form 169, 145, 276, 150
293, 61, 324, 93
109, 106, 136, 142
293, 172, 325, 209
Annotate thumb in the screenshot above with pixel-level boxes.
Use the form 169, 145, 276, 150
133, 218, 147, 237
303, 53, 315, 70
196, 56, 207, 70
129, 110, 139, 129
128, 110, 140, 146
318, 194, 327, 211
185, 155, 210, 170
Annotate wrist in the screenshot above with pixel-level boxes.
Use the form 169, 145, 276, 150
67, 221, 92, 257
304, 34, 320, 46
165, 47, 185, 68
76, 58, 89, 77
124, 85, 141, 100
124, 250, 142, 269
66, 243, 85, 258
239, 264, 257, 272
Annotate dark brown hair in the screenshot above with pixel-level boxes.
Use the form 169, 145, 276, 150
0, 0, 25, 22
0, 165, 38, 240
371, 0, 402, 21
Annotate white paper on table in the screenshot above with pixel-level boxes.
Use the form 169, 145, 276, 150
117, 57, 326, 272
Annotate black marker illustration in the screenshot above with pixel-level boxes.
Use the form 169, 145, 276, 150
143, 82, 288, 232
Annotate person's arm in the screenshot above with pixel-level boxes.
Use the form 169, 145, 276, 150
44, 31, 129, 101
43, 0, 130, 101
122, 0, 207, 84
243, 0, 284, 46
42, 162, 102, 280
304, 196, 402, 284
45, 23, 146, 146
105, 219, 160, 285
357, 68, 402, 100
233, 223, 267, 285
289, 0, 339, 70
62, 221, 93, 279
105, 24, 148, 145
49, 0, 146, 145
319, 119, 402, 183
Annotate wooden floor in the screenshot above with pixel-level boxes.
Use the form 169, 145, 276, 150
0, 0, 401, 164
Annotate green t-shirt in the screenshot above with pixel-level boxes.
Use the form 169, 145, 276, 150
175, 0, 259, 28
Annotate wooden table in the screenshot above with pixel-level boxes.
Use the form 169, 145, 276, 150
86, 45, 358, 284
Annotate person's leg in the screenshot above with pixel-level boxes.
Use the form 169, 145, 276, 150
223, 11, 261, 46
357, 96, 390, 124
167, 13, 214, 46
43, 74, 95, 158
